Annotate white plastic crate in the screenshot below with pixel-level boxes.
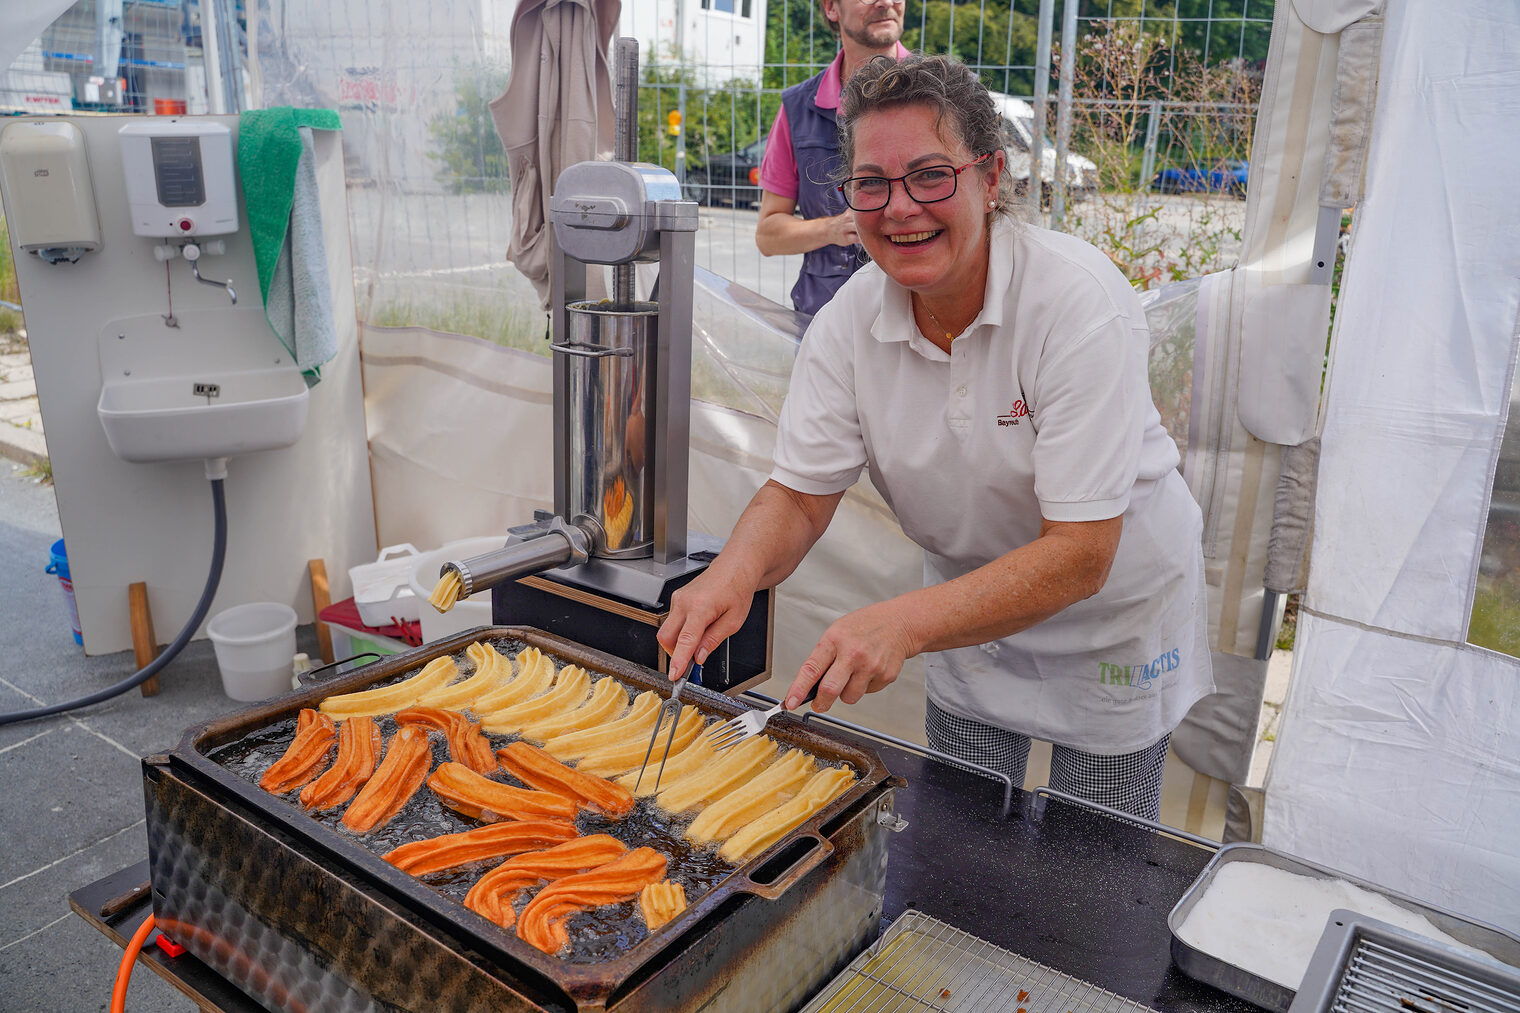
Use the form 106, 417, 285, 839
348, 543, 421, 626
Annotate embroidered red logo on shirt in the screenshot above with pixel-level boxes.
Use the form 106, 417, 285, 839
996, 399, 1030, 427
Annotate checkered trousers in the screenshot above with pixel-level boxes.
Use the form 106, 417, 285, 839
925, 699, 1170, 820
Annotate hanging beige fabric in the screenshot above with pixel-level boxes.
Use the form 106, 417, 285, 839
1167, 0, 1347, 785
492, 0, 620, 308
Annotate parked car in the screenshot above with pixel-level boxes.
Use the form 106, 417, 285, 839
685, 136, 766, 208
987, 92, 1098, 204
1152, 159, 1249, 197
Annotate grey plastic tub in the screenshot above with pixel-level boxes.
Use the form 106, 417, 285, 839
1167, 843, 1520, 1012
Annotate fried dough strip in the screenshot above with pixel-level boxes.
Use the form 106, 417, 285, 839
576, 705, 708, 779
655, 734, 779, 814
515, 677, 628, 743
469, 646, 553, 714
639, 880, 688, 931
427, 761, 580, 823
299, 716, 381, 810
497, 741, 635, 819
396, 706, 496, 774
685, 748, 816, 844
417, 644, 510, 711
320, 656, 459, 718
382, 818, 579, 877
517, 847, 668, 954
341, 725, 433, 833
259, 709, 337, 794
542, 690, 662, 761
718, 767, 857, 863
428, 570, 463, 612
612, 716, 718, 792
463, 834, 628, 929
478, 665, 592, 735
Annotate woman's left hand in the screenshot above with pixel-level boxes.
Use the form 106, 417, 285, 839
785, 601, 919, 713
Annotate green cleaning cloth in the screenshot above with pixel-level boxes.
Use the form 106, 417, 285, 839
238, 107, 343, 383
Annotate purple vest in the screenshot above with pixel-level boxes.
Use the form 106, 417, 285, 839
781, 72, 867, 316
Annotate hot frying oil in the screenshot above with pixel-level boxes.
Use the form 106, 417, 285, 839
209, 641, 784, 963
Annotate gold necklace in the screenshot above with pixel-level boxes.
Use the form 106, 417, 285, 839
918, 299, 957, 342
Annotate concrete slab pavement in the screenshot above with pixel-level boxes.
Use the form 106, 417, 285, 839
0, 331, 46, 469
0, 464, 327, 1012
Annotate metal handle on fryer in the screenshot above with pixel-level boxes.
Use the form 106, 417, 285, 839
739, 833, 834, 901
1030, 786, 1219, 850
550, 341, 636, 358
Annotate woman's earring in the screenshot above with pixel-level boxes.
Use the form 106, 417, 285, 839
988, 200, 997, 209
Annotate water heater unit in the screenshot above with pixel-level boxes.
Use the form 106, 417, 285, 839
118, 120, 238, 238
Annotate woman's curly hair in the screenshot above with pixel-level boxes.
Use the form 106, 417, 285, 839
838, 53, 1021, 221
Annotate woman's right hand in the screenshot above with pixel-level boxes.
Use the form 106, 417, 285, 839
656, 562, 757, 681
657, 481, 844, 682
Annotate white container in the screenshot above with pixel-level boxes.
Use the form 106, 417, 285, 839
207, 602, 299, 702
408, 536, 507, 644
349, 543, 421, 626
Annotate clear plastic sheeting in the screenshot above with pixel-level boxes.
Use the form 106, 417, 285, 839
1265, 0, 1520, 931
253, 0, 521, 327
0, 2, 74, 75
1140, 276, 1202, 462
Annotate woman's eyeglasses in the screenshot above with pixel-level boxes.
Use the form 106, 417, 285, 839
837, 153, 990, 212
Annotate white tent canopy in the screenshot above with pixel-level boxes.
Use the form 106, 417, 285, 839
6, 0, 1514, 937
1263, 0, 1520, 933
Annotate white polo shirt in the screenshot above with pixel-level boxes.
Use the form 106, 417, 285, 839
771, 221, 1213, 753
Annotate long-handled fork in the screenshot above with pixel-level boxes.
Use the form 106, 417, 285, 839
706, 681, 820, 753
633, 663, 701, 795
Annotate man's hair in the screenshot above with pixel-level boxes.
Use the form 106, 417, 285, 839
838, 54, 1019, 220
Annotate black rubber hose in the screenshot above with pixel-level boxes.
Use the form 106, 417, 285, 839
0, 478, 229, 727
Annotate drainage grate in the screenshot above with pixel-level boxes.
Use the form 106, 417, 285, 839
1293, 912, 1520, 1013
801, 910, 1160, 1013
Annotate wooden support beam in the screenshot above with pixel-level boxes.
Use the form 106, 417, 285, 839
128, 583, 160, 697
309, 559, 334, 665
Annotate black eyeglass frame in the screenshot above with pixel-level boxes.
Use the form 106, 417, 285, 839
836, 152, 992, 212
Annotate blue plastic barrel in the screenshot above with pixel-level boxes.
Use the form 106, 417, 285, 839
44, 539, 83, 645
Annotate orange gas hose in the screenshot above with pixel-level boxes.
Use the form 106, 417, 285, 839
111, 914, 156, 1013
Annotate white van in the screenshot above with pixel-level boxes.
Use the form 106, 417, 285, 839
987, 92, 1097, 203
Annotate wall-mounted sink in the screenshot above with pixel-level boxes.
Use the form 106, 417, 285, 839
98, 366, 310, 464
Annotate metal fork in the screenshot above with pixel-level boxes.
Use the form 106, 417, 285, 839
633, 663, 701, 794
706, 681, 820, 752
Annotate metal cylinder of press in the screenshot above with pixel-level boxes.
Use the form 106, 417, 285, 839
559, 299, 656, 556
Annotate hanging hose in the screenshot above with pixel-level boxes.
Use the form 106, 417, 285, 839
110, 913, 157, 1013
0, 478, 228, 727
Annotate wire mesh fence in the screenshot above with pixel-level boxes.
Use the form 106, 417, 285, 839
3, 0, 1276, 334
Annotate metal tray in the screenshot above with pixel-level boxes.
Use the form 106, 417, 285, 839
155, 625, 900, 1010
801, 909, 1160, 1012
1167, 843, 1520, 1013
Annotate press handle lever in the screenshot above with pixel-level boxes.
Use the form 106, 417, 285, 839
549, 341, 635, 358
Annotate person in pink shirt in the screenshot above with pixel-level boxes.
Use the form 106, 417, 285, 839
756, 0, 910, 315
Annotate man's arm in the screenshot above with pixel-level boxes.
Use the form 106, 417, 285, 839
755, 191, 859, 256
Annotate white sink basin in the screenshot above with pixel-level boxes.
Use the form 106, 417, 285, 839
97, 366, 310, 463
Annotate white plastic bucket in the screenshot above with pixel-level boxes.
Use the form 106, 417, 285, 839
207, 602, 298, 702
408, 536, 507, 644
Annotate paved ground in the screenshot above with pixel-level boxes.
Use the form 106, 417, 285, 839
0, 462, 316, 1011
0, 330, 46, 469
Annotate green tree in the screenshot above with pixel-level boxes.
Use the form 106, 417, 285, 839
635, 65, 773, 172
428, 68, 512, 194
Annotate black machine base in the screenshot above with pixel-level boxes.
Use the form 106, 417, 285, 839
491, 531, 773, 695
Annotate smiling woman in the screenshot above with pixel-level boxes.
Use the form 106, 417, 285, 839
656, 55, 1214, 823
